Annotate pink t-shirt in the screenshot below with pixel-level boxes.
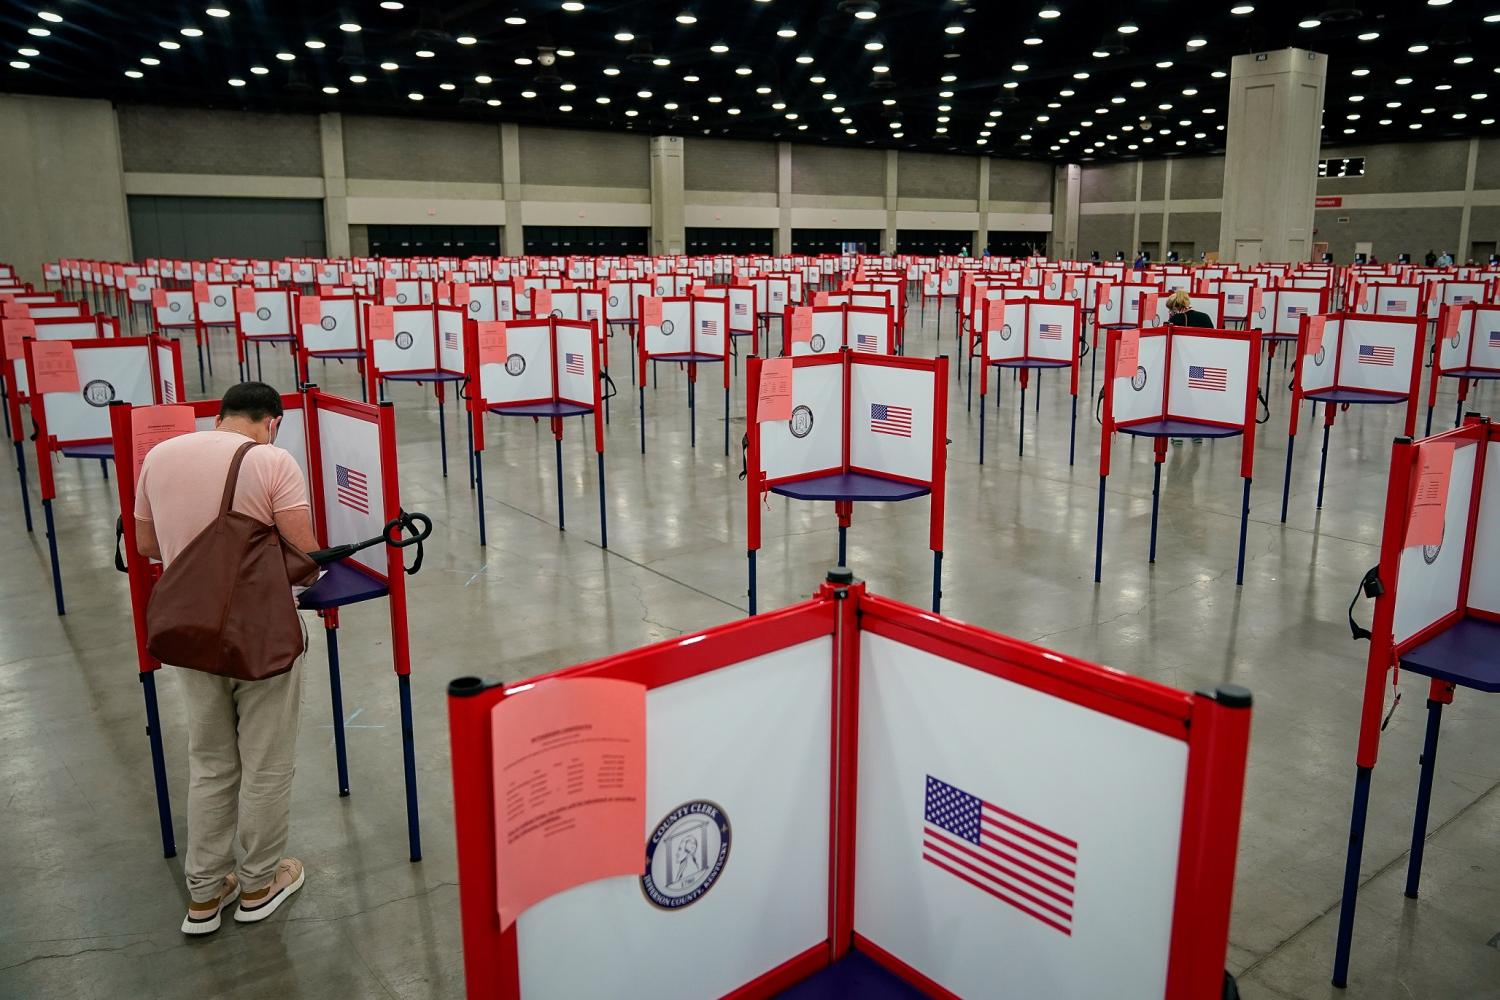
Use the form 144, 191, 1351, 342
135, 430, 310, 567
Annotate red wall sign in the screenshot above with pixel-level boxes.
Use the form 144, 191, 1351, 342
1315, 196, 1343, 208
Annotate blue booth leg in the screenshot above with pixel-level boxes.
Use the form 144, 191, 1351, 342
1280, 435, 1296, 523
1093, 475, 1107, 584
837, 525, 847, 566
475, 449, 487, 547
639, 387, 647, 454
437, 390, 448, 479
0, 384, 9, 439
140, 671, 177, 858
932, 550, 943, 613
747, 550, 757, 616
43, 499, 65, 615
723, 386, 730, 456
326, 624, 351, 797
597, 452, 608, 549
978, 390, 987, 465
688, 377, 696, 449
1425, 405, 1435, 437
1148, 463, 1162, 563
397, 674, 422, 863
1236, 477, 1252, 586
1332, 766, 1375, 988
466, 406, 474, 490
15, 440, 33, 533
1069, 394, 1078, 466
1454, 397, 1464, 430
1316, 422, 1332, 509
1405, 698, 1446, 899
1019, 385, 1027, 458
555, 437, 566, 531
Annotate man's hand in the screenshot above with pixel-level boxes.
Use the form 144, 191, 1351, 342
275, 507, 321, 587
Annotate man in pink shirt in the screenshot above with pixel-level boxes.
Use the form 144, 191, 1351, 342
135, 382, 319, 935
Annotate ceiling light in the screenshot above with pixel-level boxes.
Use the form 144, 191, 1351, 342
205, 7, 230, 17
141, 56, 161, 65
350, 74, 368, 83
408, 92, 423, 100
380, 61, 398, 70
1396, 76, 1412, 84
1408, 44, 1429, 53
514, 56, 532, 65
305, 39, 325, 49
1358, 31, 1379, 40
1111, 95, 1125, 104
1454, 111, 1469, 119
664, 101, 679, 109
864, 40, 884, 51
1421, 106, 1436, 113
873, 64, 889, 73
180, 28, 203, 38
1428, 0, 1452, 5
625, 109, 638, 116
1036, 114, 1050, 122
728, 107, 741, 114
472, 74, 491, 84
563, 1, 585, 9
559, 104, 572, 111
937, 115, 949, 122
457, 35, 477, 45
756, 85, 771, 94
1298, 19, 1320, 29
854, 7, 877, 19
785, 111, 798, 119
322, 85, 339, 94
228, 77, 245, 86
1410, 123, 1422, 129
9, 60, 30, 69
487, 98, 502, 106
676, 12, 697, 24
735, 65, 752, 75
708, 95, 722, 102
637, 89, 653, 98
1072, 71, 1090, 80
560, 82, 577, 91
18, 47, 39, 57
652, 56, 670, 66
1212, 69, 1227, 78
521, 89, 536, 98
440, 82, 456, 90
882, 98, 895, 105
772, 100, 786, 109
124, 69, 144, 78
1130, 79, 1146, 88
1436, 83, 1452, 91
1020, 133, 1032, 140
505, 15, 527, 25
1159, 102, 1173, 110
1156, 60, 1174, 69
1093, 49, 1110, 58
683, 73, 699, 81
614, 31, 634, 42
1386, 100, 1402, 108
1230, 3, 1254, 12
1475, 92, 1489, 99
945, 24, 965, 34
603, 66, 620, 75
1455, 55, 1474, 64
340, 22, 361, 32
935, 126, 947, 132
159, 40, 181, 50
777, 27, 797, 37
250, 65, 269, 74
1484, 118, 1497, 125
27, 27, 49, 36
832, 105, 845, 112
381, 0, 404, 6
1187, 37, 1208, 47
1011, 62, 1029, 71
941, 73, 957, 82
1118, 22, 1138, 34
1024, 36, 1043, 45
1046, 101, 1059, 108
1349, 94, 1364, 102
1060, 89, 1075, 97
710, 42, 729, 53
1487, 13, 1500, 22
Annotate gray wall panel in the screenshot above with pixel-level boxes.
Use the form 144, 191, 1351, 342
1317, 141, 1469, 193
342, 115, 501, 183
1473, 140, 1500, 191
1141, 161, 1166, 201
898, 152, 978, 199
683, 137, 778, 193
1080, 162, 1136, 204
989, 159, 1053, 202
791, 145, 885, 196
128, 195, 326, 259
1077, 214, 1135, 258
1169, 157, 1225, 200
518, 127, 649, 188
1313, 206, 1462, 260
118, 104, 322, 177
1165, 212, 1221, 257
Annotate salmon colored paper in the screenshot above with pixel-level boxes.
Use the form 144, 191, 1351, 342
1095, 280, 1114, 311
1439, 304, 1462, 348
532, 288, 553, 317
367, 305, 395, 341
757, 357, 794, 422
1405, 441, 1456, 549
436, 280, 451, 303
491, 677, 646, 929
1139, 292, 1159, 325
234, 286, 257, 314
2, 318, 34, 360
12, 302, 29, 319
814, 291, 831, 307
477, 321, 507, 365
453, 283, 471, 306
192, 281, 209, 304
789, 307, 812, 345
1305, 314, 1327, 357
130, 405, 196, 481
1116, 329, 1141, 377
297, 296, 323, 327
381, 278, 398, 301
986, 297, 1005, 333
642, 297, 663, 329
152, 288, 168, 309
1248, 286, 1264, 319
30, 340, 81, 394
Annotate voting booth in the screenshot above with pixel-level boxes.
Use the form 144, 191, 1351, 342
22, 336, 182, 614
746, 352, 948, 614
1279, 313, 1423, 522
977, 297, 1084, 465
150, 288, 210, 391
788, 303, 895, 359
108, 388, 425, 862
1426, 303, 1500, 434
466, 316, 608, 547
367, 303, 470, 478
295, 292, 368, 399
636, 295, 732, 455
233, 286, 297, 383
1331, 417, 1500, 987
1097, 327, 1261, 586
446, 571, 1252, 1000
1250, 287, 1328, 400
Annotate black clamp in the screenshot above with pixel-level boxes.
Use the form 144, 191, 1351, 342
1347, 565, 1384, 641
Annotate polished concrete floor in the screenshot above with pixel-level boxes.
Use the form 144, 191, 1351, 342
2, 302, 1498, 1000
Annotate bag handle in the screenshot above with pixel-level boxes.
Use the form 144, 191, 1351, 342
218, 440, 258, 519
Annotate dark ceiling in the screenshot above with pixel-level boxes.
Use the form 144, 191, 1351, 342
2, 1, 1496, 162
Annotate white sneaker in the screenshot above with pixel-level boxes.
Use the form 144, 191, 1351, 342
181, 874, 239, 936
234, 858, 305, 923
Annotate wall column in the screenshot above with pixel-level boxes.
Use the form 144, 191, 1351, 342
318, 113, 351, 258
883, 150, 899, 253
500, 122, 523, 256
1458, 137, 1479, 260
649, 135, 685, 255
974, 157, 991, 256
1130, 160, 1143, 255
776, 142, 792, 254
1159, 158, 1173, 260
1050, 163, 1080, 260
1218, 47, 1327, 263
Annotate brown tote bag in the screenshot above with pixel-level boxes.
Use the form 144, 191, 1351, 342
146, 441, 317, 681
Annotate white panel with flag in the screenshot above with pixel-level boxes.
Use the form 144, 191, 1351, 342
316, 408, 387, 578
984, 301, 1029, 363
852, 632, 1187, 1000
643, 299, 690, 356
1111, 333, 1167, 426
1439, 281, 1486, 314
461, 285, 496, 323
1028, 301, 1078, 363
1338, 318, 1416, 394
198, 285, 235, 326
516, 638, 833, 1000
1220, 281, 1254, 322
848, 363, 935, 484
553, 321, 596, 407
1437, 308, 1474, 370
578, 290, 604, 329
1166, 334, 1249, 424
480, 320, 551, 406
302, 297, 360, 353
1372, 284, 1421, 317
390, 279, 425, 306
1468, 308, 1500, 369
727, 286, 755, 334
1298, 317, 1339, 395
240, 291, 291, 337
693, 299, 728, 357
1095, 285, 1123, 326
605, 281, 633, 321
156, 343, 180, 404
848, 308, 891, 355
1274, 290, 1322, 336
39, 344, 154, 443
1465, 441, 1500, 616
760, 363, 844, 481
1392, 438, 1478, 645
797, 309, 842, 356
375, 308, 437, 374
437, 307, 465, 373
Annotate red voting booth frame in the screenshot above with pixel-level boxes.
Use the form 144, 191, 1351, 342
1330, 417, 1500, 988
976, 298, 1084, 467
1278, 312, 1423, 524
22, 335, 183, 616
745, 352, 949, 616
1097, 327, 1261, 587
233, 287, 298, 385
446, 573, 1252, 1000
636, 295, 732, 456
465, 317, 608, 549
108, 389, 424, 863
1426, 302, 1500, 436
294, 291, 371, 402
366, 302, 472, 482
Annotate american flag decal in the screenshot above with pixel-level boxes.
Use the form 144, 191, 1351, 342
870, 402, 913, 437
700, 318, 719, 337
1286, 306, 1305, 317
1385, 300, 1404, 311
1188, 365, 1228, 391
443, 327, 458, 351
336, 464, 369, 515
1489, 330, 1500, 349
1227, 293, 1244, 305
855, 333, 879, 352
923, 776, 1077, 935
734, 302, 748, 316
1038, 322, 1063, 341
161, 379, 175, 403
565, 352, 586, 375
1359, 344, 1397, 366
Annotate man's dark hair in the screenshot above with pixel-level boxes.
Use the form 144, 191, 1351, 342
220, 382, 284, 421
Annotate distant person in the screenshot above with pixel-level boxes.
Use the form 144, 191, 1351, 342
134, 382, 318, 935
1133, 252, 1148, 270
1438, 250, 1454, 266
1425, 249, 1438, 266
1369, 255, 1380, 265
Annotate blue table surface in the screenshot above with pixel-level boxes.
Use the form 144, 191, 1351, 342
1400, 617, 1500, 693
650, 352, 725, 364
771, 471, 932, 503
298, 560, 389, 612
1439, 367, 1500, 381
308, 349, 366, 360
775, 950, 928, 1000
1118, 419, 1243, 440
990, 358, 1072, 369
1304, 389, 1408, 405
381, 371, 467, 383
60, 443, 114, 460
489, 401, 593, 418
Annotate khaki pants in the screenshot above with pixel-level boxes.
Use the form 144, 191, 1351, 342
176, 622, 306, 903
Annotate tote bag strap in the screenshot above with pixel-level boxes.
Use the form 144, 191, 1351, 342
218, 440, 259, 518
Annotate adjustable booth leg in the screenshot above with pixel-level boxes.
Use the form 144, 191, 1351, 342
1236, 477, 1252, 586
197, 340, 207, 394
688, 376, 696, 449
475, 449, 487, 547
1036, 372, 1042, 413
1019, 383, 1027, 458
597, 452, 608, 549
1, 384, 10, 439
255, 342, 264, 381
1425, 405, 1434, 438
966, 355, 974, 412
639, 386, 647, 454
437, 388, 449, 479
140, 671, 177, 858
1090, 340, 1097, 398
1280, 434, 1296, 523
15, 441, 33, 533
1093, 474, 1107, 584
1454, 397, 1464, 430
100, 459, 109, 481
723, 386, 730, 457
466, 407, 474, 491
43, 499, 65, 616
835, 500, 852, 566
1265, 349, 1274, 407
603, 364, 611, 425
978, 389, 986, 465
397, 673, 422, 863
1332, 765, 1375, 988
932, 549, 943, 614
554, 430, 566, 531
325, 616, 351, 797
1405, 693, 1449, 899
1148, 461, 1163, 563
1316, 420, 1332, 510
747, 550, 757, 616
1069, 394, 1078, 466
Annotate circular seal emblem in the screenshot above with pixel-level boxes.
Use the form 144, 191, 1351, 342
1423, 522, 1444, 565
1450, 329, 1462, 348
394, 330, 414, 350
1131, 366, 1148, 391
641, 800, 731, 911
468, 300, 482, 314
550, 308, 564, 319
213, 294, 228, 308
396, 292, 409, 304
1257, 305, 1268, 321
810, 333, 826, 352
168, 301, 182, 313
1314, 346, 1327, 366
660, 318, 676, 336
999, 323, 1014, 342
609, 294, 620, 307
320, 316, 338, 332
82, 379, 116, 407
255, 306, 272, 321
789, 404, 815, 439
504, 353, 526, 376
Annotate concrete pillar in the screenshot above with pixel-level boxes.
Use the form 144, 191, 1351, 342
974, 157, 991, 256
1130, 160, 1143, 256
1050, 163, 1080, 260
884, 150, 899, 254
318, 113, 351, 258
500, 123, 523, 256
649, 135, 685, 255
1159, 158, 1173, 260
776, 142, 792, 255
1458, 137, 1479, 260
1218, 47, 1327, 264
